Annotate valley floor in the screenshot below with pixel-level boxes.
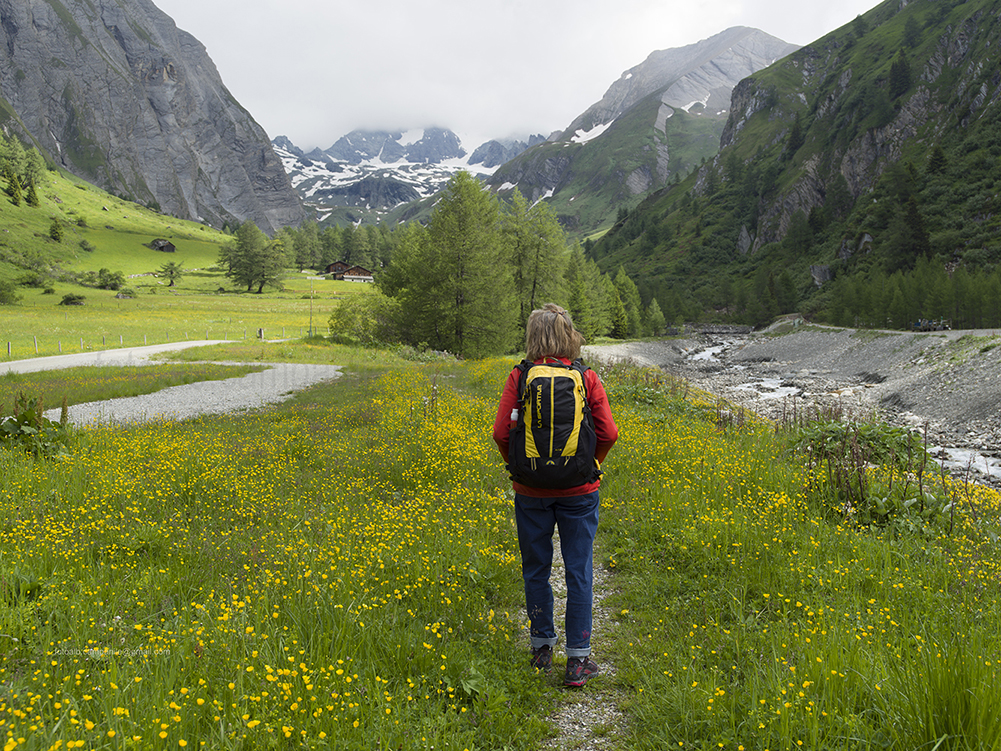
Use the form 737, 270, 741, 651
585, 324, 1001, 486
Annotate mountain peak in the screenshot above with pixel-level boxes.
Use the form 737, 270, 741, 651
563, 27, 799, 137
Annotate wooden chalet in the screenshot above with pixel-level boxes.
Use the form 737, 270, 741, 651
325, 261, 374, 283
324, 261, 350, 275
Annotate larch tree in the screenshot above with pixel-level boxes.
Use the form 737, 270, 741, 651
381, 171, 516, 357
503, 188, 567, 327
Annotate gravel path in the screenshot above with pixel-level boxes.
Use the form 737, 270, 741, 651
54, 362, 343, 426
3, 342, 342, 426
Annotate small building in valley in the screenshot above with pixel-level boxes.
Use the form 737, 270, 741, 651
148, 238, 176, 253
326, 261, 373, 282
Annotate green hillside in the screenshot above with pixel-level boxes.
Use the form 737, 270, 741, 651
0, 165, 372, 359
491, 92, 726, 237
590, 0, 1001, 329
0, 166, 228, 283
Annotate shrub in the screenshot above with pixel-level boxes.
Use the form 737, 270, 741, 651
96, 268, 125, 290
0, 393, 71, 458
0, 279, 21, 305
789, 418, 951, 531
59, 293, 85, 306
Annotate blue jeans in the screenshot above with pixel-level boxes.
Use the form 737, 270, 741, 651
514, 491, 599, 658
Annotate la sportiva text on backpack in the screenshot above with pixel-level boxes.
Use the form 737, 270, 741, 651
507, 358, 601, 489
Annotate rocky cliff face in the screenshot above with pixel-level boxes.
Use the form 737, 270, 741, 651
0, 0, 304, 233
714, 3, 1001, 255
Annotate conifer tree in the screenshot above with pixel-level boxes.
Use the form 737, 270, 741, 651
220, 221, 285, 293
609, 283, 629, 339
786, 112, 805, 157
504, 188, 567, 327
24, 148, 45, 189
8, 169, 22, 206
614, 266, 643, 337
158, 261, 184, 287
380, 172, 516, 357
644, 298, 666, 336
926, 145, 947, 175
889, 52, 912, 100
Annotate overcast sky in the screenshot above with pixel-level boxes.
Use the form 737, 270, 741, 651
153, 0, 879, 151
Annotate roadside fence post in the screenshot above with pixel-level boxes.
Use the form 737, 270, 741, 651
58, 341, 62, 353
34, 336, 38, 354
144, 334, 147, 346
6, 342, 9, 356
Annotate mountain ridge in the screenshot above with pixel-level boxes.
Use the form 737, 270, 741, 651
485, 26, 799, 235
587, 0, 1001, 331
0, 0, 304, 233
274, 128, 546, 225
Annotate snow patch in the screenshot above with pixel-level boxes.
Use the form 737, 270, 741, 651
498, 182, 517, 192
398, 129, 424, 146
681, 95, 710, 113
571, 121, 612, 144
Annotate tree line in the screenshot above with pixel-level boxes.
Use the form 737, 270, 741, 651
1, 131, 46, 208
324, 172, 659, 358
817, 255, 1001, 330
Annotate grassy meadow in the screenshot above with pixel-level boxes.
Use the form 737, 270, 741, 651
1, 278, 365, 361
1, 339, 1000, 750
1, 166, 373, 360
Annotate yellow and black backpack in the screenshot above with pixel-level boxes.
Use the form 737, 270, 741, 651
507, 358, 600, 489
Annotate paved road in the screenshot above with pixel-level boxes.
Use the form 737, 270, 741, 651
2, 341, 343, 426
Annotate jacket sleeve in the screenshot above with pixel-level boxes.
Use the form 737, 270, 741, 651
586, 370, 618, 463
492, 368, 521, 463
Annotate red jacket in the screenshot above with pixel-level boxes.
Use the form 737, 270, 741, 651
492, 357, 618, 497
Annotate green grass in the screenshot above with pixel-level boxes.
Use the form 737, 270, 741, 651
1, 166, 377, 362
1, 347, 999, 749
0, 363, 264, 417
0, 275, 373, 361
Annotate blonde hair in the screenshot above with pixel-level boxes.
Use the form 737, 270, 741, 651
525, 303, 585, 361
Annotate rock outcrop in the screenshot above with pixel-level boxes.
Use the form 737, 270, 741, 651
0, 0, 304, 233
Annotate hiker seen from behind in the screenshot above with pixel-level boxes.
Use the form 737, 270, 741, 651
492, 303, 618, 688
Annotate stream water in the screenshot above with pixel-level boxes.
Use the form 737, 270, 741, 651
679, 335, 1001, 485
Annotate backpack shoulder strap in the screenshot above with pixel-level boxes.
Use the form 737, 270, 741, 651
514, 360, 531, 402
571, 358, 591, 397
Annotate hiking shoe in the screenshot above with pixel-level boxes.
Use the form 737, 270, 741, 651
564, 656, 598, 687
530, 645, 553, 674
